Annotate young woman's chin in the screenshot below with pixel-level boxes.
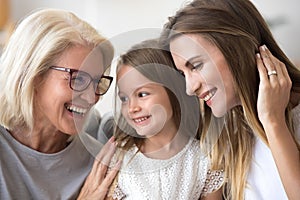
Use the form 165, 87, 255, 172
211, 109, 227, 118
211, 102, 240, 118
209, 99, 227, 118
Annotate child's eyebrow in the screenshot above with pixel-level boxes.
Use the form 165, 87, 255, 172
117, 83, 160, 95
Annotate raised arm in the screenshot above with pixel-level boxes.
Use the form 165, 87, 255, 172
256, 45, 300, 200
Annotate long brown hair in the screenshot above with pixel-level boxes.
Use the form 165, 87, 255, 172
114, 39, 200, 152
160, 0, 300, 199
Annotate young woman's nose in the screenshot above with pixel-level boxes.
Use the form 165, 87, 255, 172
185, 72, 202, 96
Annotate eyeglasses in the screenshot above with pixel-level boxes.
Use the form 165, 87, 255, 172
50, 66, 113, 96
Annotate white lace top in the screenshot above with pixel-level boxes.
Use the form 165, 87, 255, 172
245, 103, 300, 199
110, 138, 224, 200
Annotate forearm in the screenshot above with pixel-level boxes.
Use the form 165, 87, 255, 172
264, 121, 300, 200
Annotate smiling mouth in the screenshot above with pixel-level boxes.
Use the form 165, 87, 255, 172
201, 88, 217, 102
65, 104, 88, 116
133, 116, 151, 124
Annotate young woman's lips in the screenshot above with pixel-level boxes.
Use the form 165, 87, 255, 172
199, 88, 217, 102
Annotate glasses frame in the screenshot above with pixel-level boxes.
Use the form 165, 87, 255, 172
50, 66, 113, 96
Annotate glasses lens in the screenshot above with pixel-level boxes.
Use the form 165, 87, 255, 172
96, 77, 112, 95
71, 71, 90, 91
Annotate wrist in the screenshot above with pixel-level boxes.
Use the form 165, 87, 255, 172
262, 118, 289, 138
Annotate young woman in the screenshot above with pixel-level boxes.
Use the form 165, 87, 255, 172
160, 0, 300, 199
108, 39, 224, 200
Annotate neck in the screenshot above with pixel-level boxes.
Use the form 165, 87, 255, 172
141, 124, 190, 159
10, 126, 71, 153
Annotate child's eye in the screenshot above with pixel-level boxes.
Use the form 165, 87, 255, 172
119, 95, 128, 103
138, 92, 149, 98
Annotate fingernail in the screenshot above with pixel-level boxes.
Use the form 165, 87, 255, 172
262, 45, 268, 51
256, 53, 261, 58
108, 136, 115, 143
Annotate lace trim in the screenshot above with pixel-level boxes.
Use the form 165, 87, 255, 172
112, 184, 126, 200
202, 169, 225, 195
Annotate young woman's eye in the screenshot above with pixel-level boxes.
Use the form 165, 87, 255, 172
138, 92, 149, 98
191, 62, 203, 71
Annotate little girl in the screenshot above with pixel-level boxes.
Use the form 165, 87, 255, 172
109, 39, 224, 200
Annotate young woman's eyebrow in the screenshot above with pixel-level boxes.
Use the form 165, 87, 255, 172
185, 55, 202, 68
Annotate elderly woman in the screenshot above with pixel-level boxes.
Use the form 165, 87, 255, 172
0, 8, 118, 199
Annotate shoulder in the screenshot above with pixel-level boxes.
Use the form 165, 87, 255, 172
202, 169, 225, 196
188, 138, 209, 161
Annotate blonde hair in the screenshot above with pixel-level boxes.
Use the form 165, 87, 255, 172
0, 8, 114, 131
160, 0, 300, 199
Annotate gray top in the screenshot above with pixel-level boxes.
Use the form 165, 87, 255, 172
0, 126, 101, 200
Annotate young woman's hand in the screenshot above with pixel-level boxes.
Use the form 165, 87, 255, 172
257, 45, 300, 199
77, 137, 121, 200
256, 45, 292, 127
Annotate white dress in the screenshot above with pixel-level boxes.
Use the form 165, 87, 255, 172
245, 103, 300, 199
110, 138, 224, 200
